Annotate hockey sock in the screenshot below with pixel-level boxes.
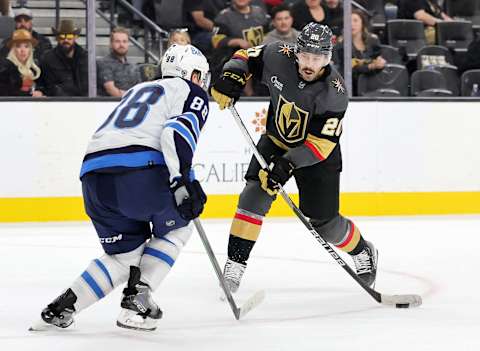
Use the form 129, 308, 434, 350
228, 235, 256, 265
69, 244, 144, 312
334, 219, 367, 255
139, 226, 192, 291
228, 209, 264, 265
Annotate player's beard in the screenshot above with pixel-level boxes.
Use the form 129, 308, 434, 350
299, 67, 320, 81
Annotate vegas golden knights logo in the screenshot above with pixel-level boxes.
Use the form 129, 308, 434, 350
243, 26, 264, 47
275, 95, 309, 143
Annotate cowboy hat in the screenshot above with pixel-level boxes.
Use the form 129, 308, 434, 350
51, 19, 81, 36
6, 29, 38, 48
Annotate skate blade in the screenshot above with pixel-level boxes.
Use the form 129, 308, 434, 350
116, 309, 158, 332
29, 319, 73, 332
116, 320, 156, 332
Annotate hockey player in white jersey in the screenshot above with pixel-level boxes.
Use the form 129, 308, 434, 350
32, 44, 211, 332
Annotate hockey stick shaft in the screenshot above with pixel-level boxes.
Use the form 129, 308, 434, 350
193, 218, 242, 319
193, 218, 265, 319
228, 106, 383, 303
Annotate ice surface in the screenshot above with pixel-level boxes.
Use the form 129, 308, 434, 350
0, 216, 478, 351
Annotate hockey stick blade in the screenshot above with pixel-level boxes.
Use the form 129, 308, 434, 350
237, 290, 265, 319
381, 293, 423, 308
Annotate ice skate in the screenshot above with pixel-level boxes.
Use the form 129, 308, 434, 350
117, 266, 162, 331
352, 241, 378, 287
30, 288, 77, 331
220, 258, 246, 301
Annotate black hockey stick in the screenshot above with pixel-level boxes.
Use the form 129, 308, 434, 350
229, 106, 422, 309
193, 218, 265, 319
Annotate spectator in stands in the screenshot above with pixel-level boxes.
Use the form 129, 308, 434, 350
212, 0, 270, 50
211, 0, 270, 94
0, 29, 44, 96
41, 20, 88, 96
97, 27, 140, 97
324, 0, 343, 37
291, 0, 329, 31
397, 0, 452, 44
333, 10, 386, 95
184, 0, 218, 56
0, 8, 52, 63
167, 30, 192, 47
263, 4, 299, 45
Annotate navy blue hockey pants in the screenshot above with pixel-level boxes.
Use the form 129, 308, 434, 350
81, 166, 189, 255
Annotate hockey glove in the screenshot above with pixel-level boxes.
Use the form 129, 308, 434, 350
210, 70, 249, 110
171, 177, 207, 221
258, 156, 294, 196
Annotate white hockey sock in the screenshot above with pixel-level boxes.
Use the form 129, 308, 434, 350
140, 225, 192, 291
70, 244, 144, 312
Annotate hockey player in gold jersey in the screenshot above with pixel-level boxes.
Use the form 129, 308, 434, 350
211, 23, 378, 293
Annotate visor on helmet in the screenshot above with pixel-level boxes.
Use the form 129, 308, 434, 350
296, 50, 332, 68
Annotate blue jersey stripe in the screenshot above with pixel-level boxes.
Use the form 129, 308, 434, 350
179, 112, 200, 139
80, 150, 165, 177
94, 259, 114, 288
81, 271, 105, 299
143, 247, 175, 267
164, 122, 196, 152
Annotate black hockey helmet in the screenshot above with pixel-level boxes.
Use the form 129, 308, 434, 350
296, 22, 333, 55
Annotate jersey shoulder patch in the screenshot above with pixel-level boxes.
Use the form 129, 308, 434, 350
275, 42, 296, 58
260, 42, 295, 67
324, 70, 348, 112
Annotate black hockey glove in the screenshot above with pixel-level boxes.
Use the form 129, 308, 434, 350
171, 177, 207, 221
210, 69, 248, 110
258, 156, 294, 196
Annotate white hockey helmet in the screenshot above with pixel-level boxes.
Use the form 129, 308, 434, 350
161, 44, 211, 91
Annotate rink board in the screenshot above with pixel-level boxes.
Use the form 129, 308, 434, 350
0, 99, 479, 222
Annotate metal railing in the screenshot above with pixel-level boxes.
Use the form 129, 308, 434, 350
92, 4, 161, 63
80, 0, 167, 63
78, 0, 169, 96
112, 0, 169, 62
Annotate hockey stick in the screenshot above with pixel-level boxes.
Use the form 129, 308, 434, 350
193, 218, 265, 319
229, 106, 422, 309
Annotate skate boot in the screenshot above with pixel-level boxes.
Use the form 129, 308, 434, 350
223, 258, 246, 294
117, 266, 162, 331
39, 288, 77, 329
352, 241, 378, 287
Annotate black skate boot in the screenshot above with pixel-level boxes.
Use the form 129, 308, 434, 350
352, 241, 378, 287
40, 288, 77, 329
223, 258, 246, 294
117, 266, 162, 331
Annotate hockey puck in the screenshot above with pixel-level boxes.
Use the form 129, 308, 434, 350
395, 303, 410, 308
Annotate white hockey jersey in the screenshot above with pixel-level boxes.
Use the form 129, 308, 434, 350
80, 77, 209, 182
